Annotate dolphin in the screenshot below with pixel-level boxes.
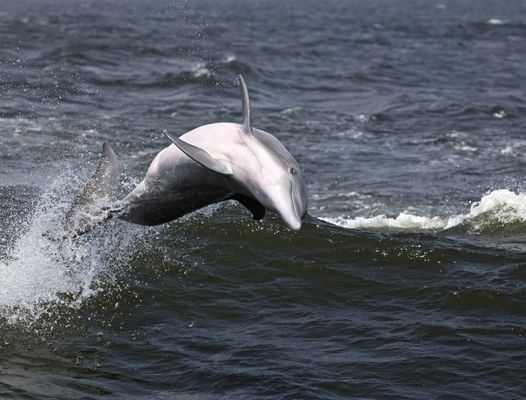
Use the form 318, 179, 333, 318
66, 75, 308, 236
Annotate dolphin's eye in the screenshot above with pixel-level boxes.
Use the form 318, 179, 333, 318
289, 167, 297, 175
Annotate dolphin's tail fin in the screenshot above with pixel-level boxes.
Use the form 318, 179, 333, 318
65, 143, 121, 237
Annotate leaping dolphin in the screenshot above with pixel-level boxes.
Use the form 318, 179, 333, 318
66, 75, 308, 236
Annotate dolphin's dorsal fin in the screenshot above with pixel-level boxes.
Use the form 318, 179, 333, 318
166, 133, 233, 176
239, 75, 252, 135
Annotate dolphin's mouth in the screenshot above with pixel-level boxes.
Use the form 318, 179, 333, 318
292, 184, 307, 219
280, 184, 302, 231
291, 185, 298, 218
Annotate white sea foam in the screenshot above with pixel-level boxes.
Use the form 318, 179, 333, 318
446, 131, 478, 153
493, 110, 506, 118
500, 141, 526, 159
192, 62, 212, 78
0, 171, 137, 324
488, 18, 506, 25
325, 213, 448, 230
322, 189, 526, 232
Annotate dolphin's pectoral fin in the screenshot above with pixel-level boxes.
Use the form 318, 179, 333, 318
65, 143, 120, 237
166, 133, 233, 176
231, 193, 266, 220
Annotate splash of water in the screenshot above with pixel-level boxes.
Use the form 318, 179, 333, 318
0, 170, 137, 324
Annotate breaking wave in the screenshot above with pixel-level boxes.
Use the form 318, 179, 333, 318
323, 189, 526, 234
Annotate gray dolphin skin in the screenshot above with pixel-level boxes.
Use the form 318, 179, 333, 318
67, 75, 308, 236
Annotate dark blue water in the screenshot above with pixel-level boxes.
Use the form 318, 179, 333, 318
1, 0, 526, 398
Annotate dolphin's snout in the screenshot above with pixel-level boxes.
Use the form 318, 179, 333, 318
278, 209, 302, 231
285, 209, 302, 231
274, 183, 307, 231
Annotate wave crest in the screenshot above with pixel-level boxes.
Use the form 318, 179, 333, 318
323, 189, 526, 234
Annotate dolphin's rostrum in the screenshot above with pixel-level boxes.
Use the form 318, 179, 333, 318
66, 75, 308, 236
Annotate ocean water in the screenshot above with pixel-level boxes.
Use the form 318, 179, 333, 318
1, 0, 526, 398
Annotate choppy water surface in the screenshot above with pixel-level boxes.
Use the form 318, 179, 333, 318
1, 0, 526, 398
